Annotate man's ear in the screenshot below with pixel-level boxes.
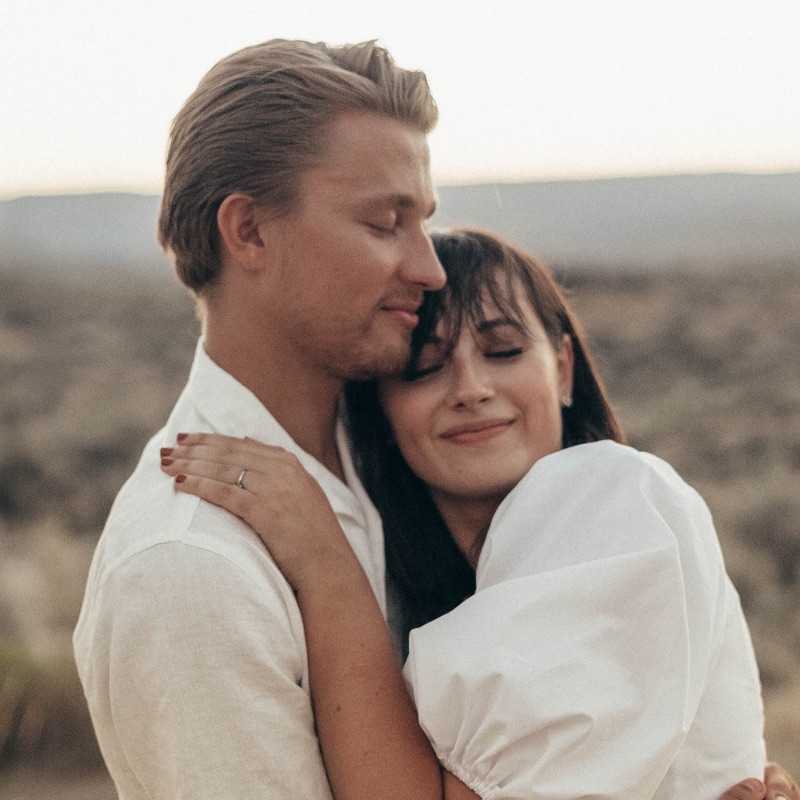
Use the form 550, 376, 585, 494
217, 193, 268, 273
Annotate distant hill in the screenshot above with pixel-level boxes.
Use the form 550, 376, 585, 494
1, 172, 799, 275
0, 193, 169, 276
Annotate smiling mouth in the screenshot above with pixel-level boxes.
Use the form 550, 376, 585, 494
440, 420, 514, 445
381, 304, 421, 329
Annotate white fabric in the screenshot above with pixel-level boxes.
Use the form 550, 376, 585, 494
405, 441, 765, 800
73, 340, 386, 800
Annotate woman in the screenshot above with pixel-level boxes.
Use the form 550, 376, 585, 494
161, 230, 776, 799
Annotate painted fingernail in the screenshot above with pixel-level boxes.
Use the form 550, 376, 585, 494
160, 447, 173, 457
176, 433, 188, 442
161, 457, 174, 467
175, 474, 187, 484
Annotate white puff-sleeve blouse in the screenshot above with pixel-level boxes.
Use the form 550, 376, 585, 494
403, 441, 765, 800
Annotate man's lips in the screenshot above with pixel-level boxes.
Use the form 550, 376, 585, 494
439, 419, 515, 444
381, 300, 422, 328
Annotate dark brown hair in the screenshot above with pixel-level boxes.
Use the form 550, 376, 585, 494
346, 229, 624, 648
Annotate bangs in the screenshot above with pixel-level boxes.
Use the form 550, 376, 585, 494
404, 233, 532, 379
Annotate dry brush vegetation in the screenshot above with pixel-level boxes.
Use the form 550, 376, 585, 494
1, 263, 798, 785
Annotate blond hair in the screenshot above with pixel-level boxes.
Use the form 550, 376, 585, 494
157, 39, 438, 291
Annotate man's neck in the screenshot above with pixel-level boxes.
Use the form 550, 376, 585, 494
204, 326, 345, 480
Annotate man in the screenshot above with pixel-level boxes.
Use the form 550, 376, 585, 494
74, 38, 795, 799
74, 39, 442, 799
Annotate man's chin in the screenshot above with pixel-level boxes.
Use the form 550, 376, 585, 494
341, 344, 410, 382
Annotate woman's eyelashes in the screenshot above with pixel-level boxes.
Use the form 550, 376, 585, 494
403, 362, 443, 382
485, 347, 524, 360
402, 346, 526, 382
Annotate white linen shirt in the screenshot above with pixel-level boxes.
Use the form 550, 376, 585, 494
73, 340, 386, 800
404, 441, 765, 800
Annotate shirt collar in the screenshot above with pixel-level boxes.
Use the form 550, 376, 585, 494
176, 340, 385, 611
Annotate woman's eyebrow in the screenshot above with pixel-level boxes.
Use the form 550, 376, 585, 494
475, 317, 526, 334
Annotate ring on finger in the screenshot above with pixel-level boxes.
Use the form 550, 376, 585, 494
234, 469, 248, 490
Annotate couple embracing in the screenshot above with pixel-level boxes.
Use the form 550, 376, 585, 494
74, 39, 796, 800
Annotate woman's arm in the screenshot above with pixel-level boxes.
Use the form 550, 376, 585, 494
161, 434, 795, 800
161, 433, 479, 800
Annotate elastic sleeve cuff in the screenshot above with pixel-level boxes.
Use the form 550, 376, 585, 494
440, 753, 497, 800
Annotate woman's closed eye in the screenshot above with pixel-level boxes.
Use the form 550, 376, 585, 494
485, 347, 524, 360
402, 362, 443, 382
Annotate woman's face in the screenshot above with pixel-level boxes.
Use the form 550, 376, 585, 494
379, 288, 574, 510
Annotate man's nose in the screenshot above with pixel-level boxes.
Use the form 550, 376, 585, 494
400, 229, 446, 290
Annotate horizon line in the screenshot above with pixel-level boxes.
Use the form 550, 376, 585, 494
3, 166, 800, 203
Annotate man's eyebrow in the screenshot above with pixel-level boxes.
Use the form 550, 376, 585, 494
359, 193, 437, 218
393, 194, 437, 219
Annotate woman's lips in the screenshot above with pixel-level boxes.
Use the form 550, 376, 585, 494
440, 419, 514, 445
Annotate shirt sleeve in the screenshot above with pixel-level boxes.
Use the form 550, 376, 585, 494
90, 538, 334, 800
403, 442, 763, 800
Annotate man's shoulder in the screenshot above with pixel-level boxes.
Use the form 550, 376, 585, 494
96, 448, 281, 579
80, 426, 295, 615
74, 442, 305, 680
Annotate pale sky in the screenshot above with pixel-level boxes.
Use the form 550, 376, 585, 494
2, 0, 799, 199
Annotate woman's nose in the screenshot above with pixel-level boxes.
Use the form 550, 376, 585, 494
449, 362, 494, 409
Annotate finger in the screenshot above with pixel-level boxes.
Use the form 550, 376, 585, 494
174, 432, 288, 458
165, 437, 296, 471
173, 473, 252, 518
163, 444, 263, 473
718, 778, 766, 800
765, 761, 799, 800
162, 449, 303, 493
161, 456, 245, 487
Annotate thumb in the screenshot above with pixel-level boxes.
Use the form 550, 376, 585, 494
719, 778, 766, 800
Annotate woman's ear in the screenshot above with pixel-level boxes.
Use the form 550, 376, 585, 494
557, 333, 575, 408
216, 193, 268, 273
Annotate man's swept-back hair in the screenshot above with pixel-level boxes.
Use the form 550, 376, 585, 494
158, 39, 438, 291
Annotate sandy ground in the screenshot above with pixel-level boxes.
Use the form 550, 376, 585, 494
2, 767, 116, 799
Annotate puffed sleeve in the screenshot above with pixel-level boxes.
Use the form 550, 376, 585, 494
404, 441, 764, 800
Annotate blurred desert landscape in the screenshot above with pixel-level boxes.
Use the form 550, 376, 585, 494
1, 178, 798, 795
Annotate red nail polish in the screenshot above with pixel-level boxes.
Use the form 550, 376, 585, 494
160, 447, 173, 457
176, 433, 188, 442
175, 474, 187, 483
161, 457, 174, 466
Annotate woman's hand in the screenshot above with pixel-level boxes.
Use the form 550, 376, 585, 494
163, 432, 445, 800
718, 763, 800, 800
160, 432, 360, 591
764, 761, 799, 799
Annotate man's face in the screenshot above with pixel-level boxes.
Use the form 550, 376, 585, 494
256, 111, 446, 381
